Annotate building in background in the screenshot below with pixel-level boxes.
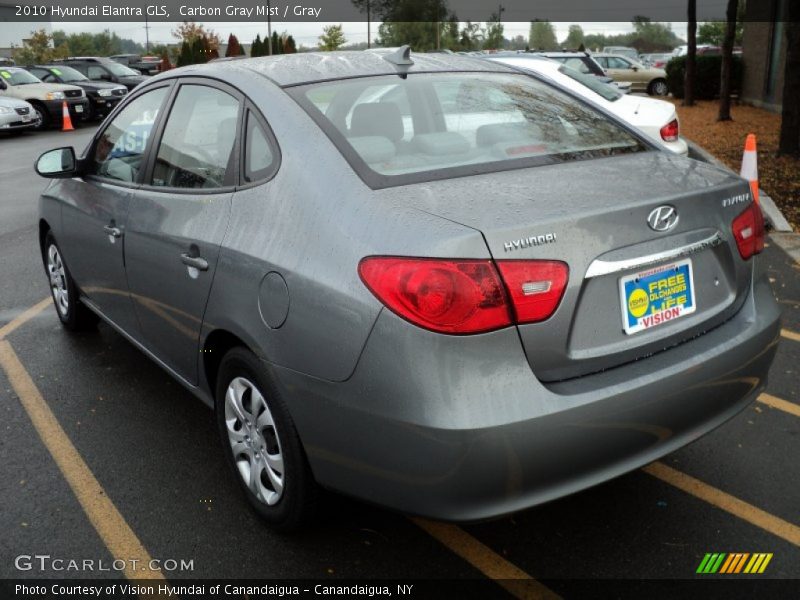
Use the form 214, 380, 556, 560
0, 2, 52, 59
741, 0, 787, 112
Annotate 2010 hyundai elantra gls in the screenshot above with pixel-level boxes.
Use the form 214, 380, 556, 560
35, 48, 780, 530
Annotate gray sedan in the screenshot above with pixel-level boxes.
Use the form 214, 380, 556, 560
34, 49, 779, 530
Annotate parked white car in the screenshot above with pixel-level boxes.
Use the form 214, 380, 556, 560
487, 55, 688, 155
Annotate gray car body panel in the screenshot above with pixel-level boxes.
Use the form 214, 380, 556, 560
37, 52, 781, 521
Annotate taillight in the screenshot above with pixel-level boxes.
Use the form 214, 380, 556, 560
358, 257, 511, 334
732, 202, 765, 260
660, 119, 680, 142
358, 257, 568, 334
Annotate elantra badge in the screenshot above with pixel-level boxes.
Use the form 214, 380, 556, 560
647, 205, 679, 232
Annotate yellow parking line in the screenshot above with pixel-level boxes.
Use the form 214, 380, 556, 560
781, 329, 800, 343
0, 340, 165, 581
0, 298, 51, 340
643, 462, 800, 547
758, 393, 800, 418
411, 518, 560, 600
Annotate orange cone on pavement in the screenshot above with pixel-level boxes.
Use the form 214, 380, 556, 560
740, 133, 758, 203
60, 101, 74, 132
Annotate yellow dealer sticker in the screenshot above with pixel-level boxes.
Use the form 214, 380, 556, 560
0, 71, 10, 79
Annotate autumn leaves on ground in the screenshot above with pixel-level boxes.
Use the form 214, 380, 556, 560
669, 99, 799, 231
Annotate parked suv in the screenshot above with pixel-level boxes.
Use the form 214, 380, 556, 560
55, 57, 148, 91
0, 67, 88, 129
26, 65, 127, 120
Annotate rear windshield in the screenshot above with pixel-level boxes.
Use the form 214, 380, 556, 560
557, 65, 622, 102
291, 72, 647, 188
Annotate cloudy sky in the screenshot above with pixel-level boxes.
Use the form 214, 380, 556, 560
51, 21, 690, 48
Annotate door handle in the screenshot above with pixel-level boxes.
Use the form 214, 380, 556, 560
180, 253, 209, 271
103, 225, 122, 238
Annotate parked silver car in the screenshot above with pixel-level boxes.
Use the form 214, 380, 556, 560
35, 49, 779, 530
0, 96, 40, 132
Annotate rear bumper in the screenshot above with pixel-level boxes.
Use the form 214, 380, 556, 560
276, 264, 780, 521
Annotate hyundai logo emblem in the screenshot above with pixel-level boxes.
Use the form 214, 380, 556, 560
647, 205, 679, 232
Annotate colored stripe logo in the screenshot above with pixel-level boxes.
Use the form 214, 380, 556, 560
696, 553, 773, 574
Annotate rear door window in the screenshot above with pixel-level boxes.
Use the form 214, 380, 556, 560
243, 110, 277, 183
150, 84, 240, 189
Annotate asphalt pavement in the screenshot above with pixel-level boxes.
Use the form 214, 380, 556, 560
0, 125, 798, 598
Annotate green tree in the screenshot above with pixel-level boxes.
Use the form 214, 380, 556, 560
459, 21, 482, 50
563, 24, 584, 49
529, 20, 558, 50
718, 0, 739, 121
698, 20, 743, 46
176, 41, 192, 66
271, 31, 283, 55
12, 29, 57, 64
319, 24, 347, 51
367, 0, 456, 51
483, 15, 504, 50
251, 34, 263, 57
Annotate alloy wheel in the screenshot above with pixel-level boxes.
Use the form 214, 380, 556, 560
47, 244, 69, 316
224, 376, 285, 506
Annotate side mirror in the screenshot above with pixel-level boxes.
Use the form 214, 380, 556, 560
632, 66, 639, 72
35, 147, 78, 178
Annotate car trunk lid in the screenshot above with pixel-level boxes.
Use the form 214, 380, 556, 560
377, 151, 755, 381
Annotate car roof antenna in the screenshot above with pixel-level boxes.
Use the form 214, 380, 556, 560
383, 45, 413, 78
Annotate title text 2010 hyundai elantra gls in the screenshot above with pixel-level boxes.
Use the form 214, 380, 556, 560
34, 49, 780, 530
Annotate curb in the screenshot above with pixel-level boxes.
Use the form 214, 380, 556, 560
686, 140, 794, 232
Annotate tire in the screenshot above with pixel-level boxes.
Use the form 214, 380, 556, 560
649, 79, 669, 96
30, 102, 50, 130
216, 347, 317, 531
43, 232, 98, 331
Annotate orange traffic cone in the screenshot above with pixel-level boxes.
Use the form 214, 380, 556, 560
740, 133, 758, 203
61, 101, 74, 132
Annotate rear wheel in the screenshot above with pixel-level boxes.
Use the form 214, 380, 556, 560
648, 79, 669, 96
43, 232, 97, 330
216, 347, 317, 531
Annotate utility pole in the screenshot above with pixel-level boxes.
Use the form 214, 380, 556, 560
498, 3, 505, 23
267, 0, 273, 55
366, 0, 371, 49
144, 13, 150, 52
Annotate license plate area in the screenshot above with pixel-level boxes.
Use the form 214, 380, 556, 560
620, 258, 696, 335
75, 104, 83, 113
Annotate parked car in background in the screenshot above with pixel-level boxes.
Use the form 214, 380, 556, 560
0, 67, 88, 130
0, 57, 16, 67
54, 57, 148, 91
537, 52, 632, 93
602, 46, 639, 60
0, 96, 40, 133
25, 65, 127, 120
640, 53, 672, 69
34, 49, 777, 530
671, 45, 723, 57
593, 53, 669, 95
487, 54, 687, 155
109, 54, 162, 75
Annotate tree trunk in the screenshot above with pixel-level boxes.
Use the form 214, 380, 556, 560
684, 0, 697, 106
718, 0, 739, 121
779, 18, 800, 155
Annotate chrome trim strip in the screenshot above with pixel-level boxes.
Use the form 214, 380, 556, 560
585, 232, 724, 279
